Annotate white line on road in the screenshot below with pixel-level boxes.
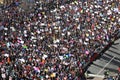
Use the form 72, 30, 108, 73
97, 56, 115, 75
88, 74, 104, 78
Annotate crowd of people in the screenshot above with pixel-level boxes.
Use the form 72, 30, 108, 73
0, 0, 120, 80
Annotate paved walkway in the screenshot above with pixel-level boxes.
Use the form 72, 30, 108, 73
87, 74, 104, 80
87, 78, 103, 80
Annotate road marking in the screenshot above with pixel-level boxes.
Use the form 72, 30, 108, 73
97, 56, 115, 75
88, 74, 104, 78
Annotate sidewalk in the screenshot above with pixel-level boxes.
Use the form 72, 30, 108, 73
86, 74, 104, 80
87, 77, 103, 80
92, 77, 103, 80
87, 73, 118, 80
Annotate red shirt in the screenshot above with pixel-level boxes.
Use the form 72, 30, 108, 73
118, 67, 120, 72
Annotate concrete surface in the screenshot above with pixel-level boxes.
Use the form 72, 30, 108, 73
87, 38, 120, 80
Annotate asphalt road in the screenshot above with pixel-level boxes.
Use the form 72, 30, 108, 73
87, 38, 120, 80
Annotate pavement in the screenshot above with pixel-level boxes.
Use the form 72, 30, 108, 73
87, 38, 120, 80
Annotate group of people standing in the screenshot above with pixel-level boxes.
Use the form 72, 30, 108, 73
0, 0, 120, 80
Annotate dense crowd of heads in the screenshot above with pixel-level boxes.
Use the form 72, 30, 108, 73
0, 0, 120, 80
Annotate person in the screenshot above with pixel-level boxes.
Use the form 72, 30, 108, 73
107, 76, 114, 80
115, 73, 120, 80
104, 70, 110, 79
118, 66, 120, 74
